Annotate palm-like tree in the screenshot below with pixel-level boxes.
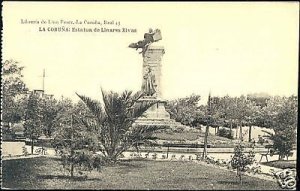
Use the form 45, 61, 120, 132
76, 89, 165, 162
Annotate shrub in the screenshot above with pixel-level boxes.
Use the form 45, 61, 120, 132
22, 146, 28, 156
218, 128, 233, 139
230, 144, 256, 184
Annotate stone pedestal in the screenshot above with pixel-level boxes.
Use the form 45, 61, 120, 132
142, 46, 165, 98
134, 45, 184, 128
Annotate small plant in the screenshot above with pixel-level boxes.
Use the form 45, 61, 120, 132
180, 155, 185, 160
171, 154, 176, 160
61, 151, 104, 177
230, 143, 256, 184
22, 146, 29, 156
152, 153, 157, 160
195, 154, 202, 161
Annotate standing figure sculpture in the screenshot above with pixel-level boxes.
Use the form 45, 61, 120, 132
142, 67, 156, 96
128, 28, 162, 55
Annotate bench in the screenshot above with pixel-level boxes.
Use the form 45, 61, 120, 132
259, 145, 293, 162
259, 145, 276, 162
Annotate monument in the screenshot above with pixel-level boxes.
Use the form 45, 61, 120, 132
129, 28, 184, 128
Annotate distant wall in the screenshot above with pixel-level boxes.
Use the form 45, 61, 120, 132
2, 141, 25, 156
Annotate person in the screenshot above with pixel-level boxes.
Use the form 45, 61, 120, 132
144, 28, 155, 44
128, 28, 161, 55
142, 67, 156, 96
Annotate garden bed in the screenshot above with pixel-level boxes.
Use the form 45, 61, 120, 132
261, 160, 296, 169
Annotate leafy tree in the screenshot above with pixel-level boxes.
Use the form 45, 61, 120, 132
40, 97, 61, 137
262, 96, 297, 160
234, 96, 249, 140
76, 89, 164, 163
261, 96, 286, 128
247, 93, 271, 108
24, 93, 43, 154
2, 60, 28, 138
218, 96, 238, 137
202, 93, 212, 158
231, 143, 256, 184
166, 94, 205, 128
52, 101, 103, 178
210, 96, 225, 134
244, 98, 261, 142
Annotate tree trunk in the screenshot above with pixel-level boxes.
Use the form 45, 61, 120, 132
239, 125, 243, 141
237, 167, 242, 184
248, 125, 252, 142
202, 124, 209, 159
71, 162, 74, 178
279, 154, 284, 161
166, 146, 169, 158
31, 139, 34, 154
70, 115, 74, 178
230, 121, 233, 138
235, 124, 238, 139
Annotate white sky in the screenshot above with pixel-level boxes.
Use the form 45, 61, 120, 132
2, 2, 299, 104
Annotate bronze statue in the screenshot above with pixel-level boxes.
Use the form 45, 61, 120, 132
129, 28, 162, 55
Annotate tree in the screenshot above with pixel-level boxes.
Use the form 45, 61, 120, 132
210, 96, 225, 135
24, 93, 43, 154
202, 93, 211, 159
235, 96, 249, 141
262, 96, 297, 160
76, 89, 164, 163
52, 101, 103, 178
218, 96, 238, 137
247, 93, 271, 108
231, 143, 256, 184
2, 60, 28, 138
166, 94, 204, 128
40, 97, 60, 137
244, 98, 261, 142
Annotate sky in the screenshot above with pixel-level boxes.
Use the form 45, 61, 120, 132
2, 2, 299, 104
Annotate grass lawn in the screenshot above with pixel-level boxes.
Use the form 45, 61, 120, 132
2, 157, 281, 190
262, 160, 297, 169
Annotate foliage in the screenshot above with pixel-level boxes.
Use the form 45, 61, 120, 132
166, 94, 205, 127
24, 93, 43, 139
2, 59, 27, 98
2, 60, 28, 138
24, 93, 43, 153
76, 89, 165, 163
52, 100, 101, 178
40, 97, 61, 137
246, 93, 271, 108
218, 128, 233, 139
261, 96, 297, 160
230, 143, 256, 183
